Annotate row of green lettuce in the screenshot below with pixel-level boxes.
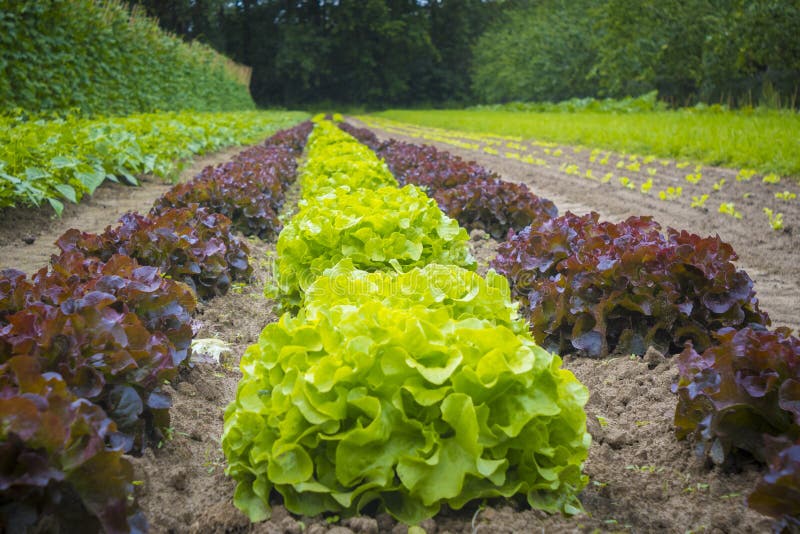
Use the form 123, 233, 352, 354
1, 1, 254, 116
222, 118, 592, 525
0, 121, 312, 533
0, 110, 308, 214
341, 121, 800, 529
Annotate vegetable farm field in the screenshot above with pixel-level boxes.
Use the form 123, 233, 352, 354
2, 113, 799, 534
5, 1, 800, 533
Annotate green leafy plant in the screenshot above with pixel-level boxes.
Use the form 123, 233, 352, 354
718, 202, 742, 219
658, 186, 682, 201
0, 111, 307, 213
274, 184, 475, 308
691, 194, 709, 208
764, 208, 785, 231
223, 262, 590, 524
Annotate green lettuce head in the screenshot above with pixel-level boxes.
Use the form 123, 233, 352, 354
274, 185, 475, 308
223, 262, 590, 524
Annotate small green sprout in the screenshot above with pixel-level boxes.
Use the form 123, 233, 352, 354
684, 172, 702, 184
763, 208, 784, 230
718, 202, 742, 219
736, 169, 756, 182
640, 178, 653, 193
659, 186, 683, 201
619, 176, 635, 190
762, 172, 781, 184
712, 178, 726, 191
775, 191, 797, 201
690, 194, 709, 208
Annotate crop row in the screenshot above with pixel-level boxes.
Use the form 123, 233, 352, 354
222, 119, 592, 525
358, 116, 800, 232
343, 121, 800, 529
0, 121, 312, 532
0, 110, 308, 214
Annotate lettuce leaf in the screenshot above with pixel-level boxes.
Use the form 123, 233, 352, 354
224, 263, 589, 524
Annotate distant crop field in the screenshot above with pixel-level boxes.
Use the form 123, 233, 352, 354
375, 109, 800, 178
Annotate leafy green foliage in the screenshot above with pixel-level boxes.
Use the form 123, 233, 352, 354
0, 253, 196, 452
673, 326, 799, 465
275, 184, 475, 308
0, 355, 145, 533
223, 262, 590, 524
373, 109, 800, 178
272, 120, 473, 307
56, 207, 252, 300
300, 122, 396, 198
0, 111, 307, 214
491, 212, 768, 357
0, 0, 254, 116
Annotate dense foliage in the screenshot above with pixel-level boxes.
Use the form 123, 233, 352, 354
673, 326, 799, 465
0, 110, 307, 214
274, 123, 473, 308
339, 125, 557, 238
224, 262, 590, 523
1, 121, 310, 531
0, 0, 254, 115
56, 207, 252, 301
127, 0, 798, 107
0, 355, 144, 533
473, 0, 800, 107
491, 212, 768, 358
673, 326, 800, 528
0, 254, 196, 452
152, 120, 312, 239
749, 438, 800, 531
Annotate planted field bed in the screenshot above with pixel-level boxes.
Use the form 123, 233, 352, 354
1, 117, 799, 534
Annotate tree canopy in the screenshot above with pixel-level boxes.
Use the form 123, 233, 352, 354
129, 0, 800, 108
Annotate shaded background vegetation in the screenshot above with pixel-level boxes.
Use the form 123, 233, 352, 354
2, 0, 798, 111
0, 0, 254, 115
129, 0, 800, 109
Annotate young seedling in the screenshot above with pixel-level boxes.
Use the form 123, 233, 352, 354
763, 208, 784, 230
685, 172, 702, 184
640, 178, 653, 193
712, 178, 726, 191
718, 202, 742, 219
690, 194, 709, 208
775, 191, 797, 201
762, 172, 781, 184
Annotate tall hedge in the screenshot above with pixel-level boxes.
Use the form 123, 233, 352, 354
0, 0, 255, 116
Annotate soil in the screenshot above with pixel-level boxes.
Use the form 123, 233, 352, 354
1, 126, 791, 533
